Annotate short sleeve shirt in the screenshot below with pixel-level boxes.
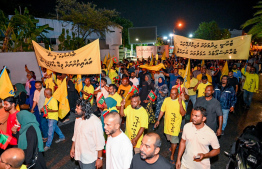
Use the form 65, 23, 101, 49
83, 85, 94, 105
124, 105, 148, 148
44, 97, 58, 121
197, 82, 211, 98
188, 78, 199, 96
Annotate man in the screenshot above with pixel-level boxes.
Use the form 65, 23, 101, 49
197, 67, 212, 83
176, 106, 220, 169
213, 75, 236, 135
94, 78, 109, 102
194, 76, 211, 98
193, 85, 223, 136
43, 88, 65, 151
30, 81, 48, 141
213, 65, 223, 85
102, 70, 112, 84
130, 133, 173, 169
104, 112, 133, 169
162, 68, 181, 89
129, 72, 139, 88
138, 68, 148, 87
241, 65, 259, 109
228, 70, 239, 94
154, 88, 186, 164
81, 77, 94, 105
0, 148, 27, 169
108, 84, 122, 111
193, 65, 201, 78
188, 73, 199, 106
71, 99, 104, 169
232, 64, 242, 82
119, 94, 148, 154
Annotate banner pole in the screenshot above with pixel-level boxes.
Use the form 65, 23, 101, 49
100, 74, 102, 90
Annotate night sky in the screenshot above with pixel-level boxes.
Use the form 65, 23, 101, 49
2, 0, 259, 37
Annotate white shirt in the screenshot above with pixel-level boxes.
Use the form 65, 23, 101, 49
106, 131, 133, 169
72, 115, 105, 164
95, 85, 109, 102
129, 77, 139, 87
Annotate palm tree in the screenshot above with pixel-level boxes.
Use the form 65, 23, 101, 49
242, 1, 262, 39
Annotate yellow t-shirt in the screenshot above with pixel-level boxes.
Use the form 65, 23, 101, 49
197, 74, 212, 83
241, 68, 259, 93
56, 79, 62, 87
118, 85, 132, 108
161, 97, 186, 136
197, 82, 211, 97
44, 97, 59, 121
108, 93, 122, 111
188, 78, 199, 96
20, 165, 27, 169
45, 77, 55, 93
83, 85, 94, 105
124, 105, 148, 148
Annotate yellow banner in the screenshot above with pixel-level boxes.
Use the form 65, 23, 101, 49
139, 63, 166, 71
174, 35, 252, 60
32, 39, 101, 74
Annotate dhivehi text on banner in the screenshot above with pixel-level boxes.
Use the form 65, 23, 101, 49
174, 35, 252, 60
32, 39, 101, 74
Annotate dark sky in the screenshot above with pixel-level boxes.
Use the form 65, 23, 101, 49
2, 0, 258, 37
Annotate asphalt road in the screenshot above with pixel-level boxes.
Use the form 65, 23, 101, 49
44, 75, 262, 169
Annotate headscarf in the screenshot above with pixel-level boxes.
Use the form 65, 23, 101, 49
105, 97, 117, 109
17, 110, 44, 152
14, 83, 27, 97
145, 74, 151, 85
158, 77, 165, 87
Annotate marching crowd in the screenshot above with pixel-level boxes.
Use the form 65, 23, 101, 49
0, 52, 260, 169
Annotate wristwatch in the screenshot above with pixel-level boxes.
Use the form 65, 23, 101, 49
97, 157, 103, 160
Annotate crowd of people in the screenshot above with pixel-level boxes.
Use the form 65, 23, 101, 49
0, 52, 260, 169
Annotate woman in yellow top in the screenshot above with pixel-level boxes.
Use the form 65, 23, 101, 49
118, 77, 132, 108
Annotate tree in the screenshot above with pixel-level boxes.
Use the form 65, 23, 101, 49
58, 28, 85, 50
56, 0, 119, 42
242, 1, 262, 39
155, 37, 164, 46
194, 21, 231, 40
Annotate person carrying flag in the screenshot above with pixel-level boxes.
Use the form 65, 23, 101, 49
118, 78, 132, 108
81, 78, 94, 105
119, 94, 148, 154
154, 88, 186, 165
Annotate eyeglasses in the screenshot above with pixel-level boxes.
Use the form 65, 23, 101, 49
0, 157, 12, 167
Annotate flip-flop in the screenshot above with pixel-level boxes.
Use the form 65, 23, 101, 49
170, 160, 175, 165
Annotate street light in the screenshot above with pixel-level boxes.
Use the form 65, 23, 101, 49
178, 23, 182, 27
189, 34, 193, 38
136, 38, 143, 57
167, 39, 170, 42
163, 36, 167, 40
169, 33, 174, 46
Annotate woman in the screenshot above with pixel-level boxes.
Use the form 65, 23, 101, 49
14, 83, 27, 107
16, 110, 47, 169
139, 74, 155, 123
155, 77, 168, 119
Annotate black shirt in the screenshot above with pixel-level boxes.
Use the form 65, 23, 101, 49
194, 97, 223, 132
130, 154, 173, 169
228, 77, 238, 90
138, 72, 148, 87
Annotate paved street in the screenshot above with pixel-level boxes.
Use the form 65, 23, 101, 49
44, 75, 262, 169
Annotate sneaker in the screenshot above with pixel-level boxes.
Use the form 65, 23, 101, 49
55, 138, 65, 143
44, 146, 50, 152
221, 130, 224, 136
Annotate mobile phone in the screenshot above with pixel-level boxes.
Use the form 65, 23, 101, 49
194, 155, 200, 159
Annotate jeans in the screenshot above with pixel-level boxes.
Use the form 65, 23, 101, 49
79, 161, 96, 169
222, 109, 230, 131
40, 113, 48, 138
243, 90, 254, 107
46, 119, 65, 148
189, 95, 197, 107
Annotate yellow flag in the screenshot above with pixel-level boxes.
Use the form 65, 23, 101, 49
0, 67, 15, 99
75, 75, 83, 93
103, 54, 108, 65
107, 58, 113, 71
183, 59, 191, 88
139, 63, 166, 71
52, 79, 70, 119
149, 53, 154, 66
201, 60, 205, 67
162, 51, 166, 61
221, 61, 229, 79
49, 45, 51, 51
109, 69, 118, 84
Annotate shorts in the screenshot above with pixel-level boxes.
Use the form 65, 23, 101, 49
166, 134, 179, 144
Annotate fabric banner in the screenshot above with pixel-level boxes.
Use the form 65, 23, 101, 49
32, 39, 101, 74
174, 35, 252, 60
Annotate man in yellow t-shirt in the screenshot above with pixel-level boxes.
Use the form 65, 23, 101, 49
197, 67, 212, 83
108, 84, 122, 111
119, 94, 148, 154
42, 88, 65, 151
81, 78, 94, 105
187, 73, 199, 106
154, 88, 186, 164
194, 75, 211, 98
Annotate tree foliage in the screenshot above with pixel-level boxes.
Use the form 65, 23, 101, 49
155, 37, 164, 46
241, 1, 262, 39
194, 21, 231, 40
58, 28, 85, 50
56, 0, 119, 41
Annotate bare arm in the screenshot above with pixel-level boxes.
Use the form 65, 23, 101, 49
70, 141, 75, 158
119, 100, 126, 117
30, 101, 37, 112
179, 98, 186, 116
216, 116, 223, 136
131, 127, 145, 147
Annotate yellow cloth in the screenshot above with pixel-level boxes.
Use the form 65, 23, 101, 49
179, 69, 185, 78
75, 75, 83, 93
108, 93, 122, 110
124, 105, 148, 148
196, 74, 212, 83
197, 82, 211, 97
139, 63, 166, 71
161, 97, 186, 136
241, 68, 259, 92
20, 164, 27, 169
56, 79, 62, 87
44, 97, 58, 121
83, 85, 94, 105
118, 85, 132, 108
188, 78, 198, 96
221, 61, 229, 79
45, 77, 55, 93
52, 79, 70, 119
109, 69, 118, 84
0, 68, 15, 99
183, 59, 191, 88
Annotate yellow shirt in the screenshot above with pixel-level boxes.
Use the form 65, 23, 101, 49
45, 77, 55, 93
161, 97, 186, 136
197, 74, 212, 83
83, 85, 94, 105
44, 97, 59, 121
241, 68, 259, 93
108, 93, 122, 112
56, 79, 62, 87
124, 105, 148, 148
20, 165, 27, 169
197, 82, 211, 97
118, 85, 132, 108
179, 69, 185, 77
188, 78, 199, 96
